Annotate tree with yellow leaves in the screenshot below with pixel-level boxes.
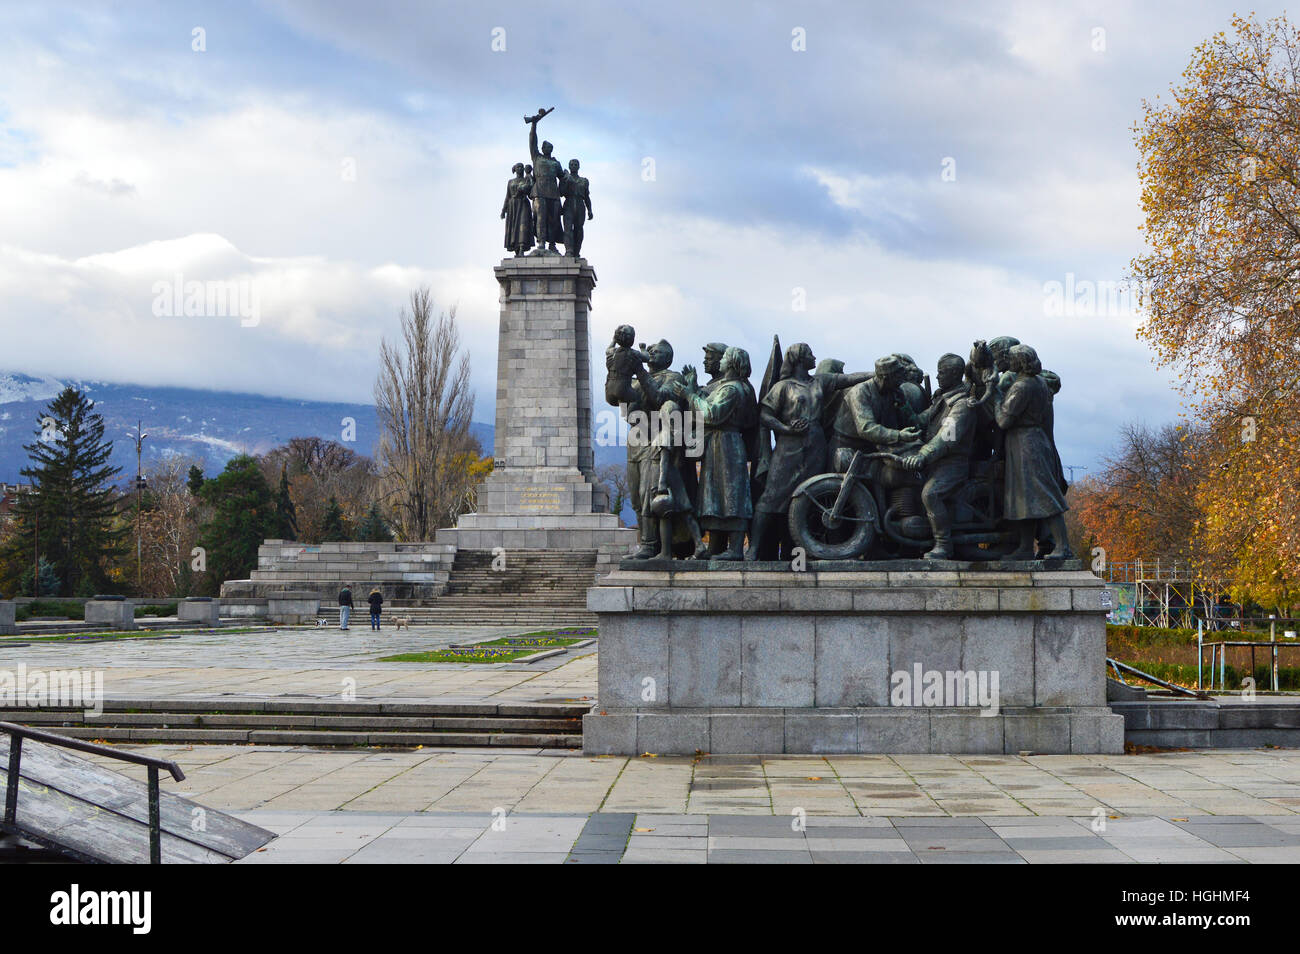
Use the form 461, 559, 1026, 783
1130, 13, 1300, 610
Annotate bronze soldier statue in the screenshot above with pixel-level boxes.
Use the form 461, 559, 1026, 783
833, 355, 928, 541
702, 343, 728, 395
560, 159, 592, 257
525, 108, 564, 254
899, 354, 976, 560
648, 387, 706, 560
623, 340, 697, 559
747, 343, 869, 560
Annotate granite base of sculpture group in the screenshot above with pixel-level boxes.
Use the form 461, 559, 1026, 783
583, 562, 1123, 755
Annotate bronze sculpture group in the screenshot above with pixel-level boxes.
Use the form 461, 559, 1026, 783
605, 331, 1074, 564
501, 107, 592, 258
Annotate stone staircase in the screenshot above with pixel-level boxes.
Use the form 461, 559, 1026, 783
313, 550, 600, 627
9, 699, 585, 748
222, 541, 607, 628
223, 541, 457, 603
433, 549, 598, 625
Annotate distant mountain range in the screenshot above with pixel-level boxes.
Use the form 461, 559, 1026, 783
0, 371, 629, 517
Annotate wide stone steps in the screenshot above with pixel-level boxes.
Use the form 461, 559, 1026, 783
317, 604, 595, 622
6, 700, 586, 749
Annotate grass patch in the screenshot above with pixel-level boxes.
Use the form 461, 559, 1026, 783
479, 636, 587, 648
514, 626, 597, 638
377, 630, 595, 663
378, 647, 544, 664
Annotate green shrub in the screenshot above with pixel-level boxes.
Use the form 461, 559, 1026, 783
16, 599, 85, 621
134, 602, 178, 618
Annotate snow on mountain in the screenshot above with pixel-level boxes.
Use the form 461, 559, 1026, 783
0, 372, 65, 406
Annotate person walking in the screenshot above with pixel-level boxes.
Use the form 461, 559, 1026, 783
338, 584, 353, 630
367, 587, 383, 631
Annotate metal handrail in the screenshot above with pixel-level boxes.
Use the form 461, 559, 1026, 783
0, 721, 184, 864
1200, 640, 1300, 693
1106, 657, 1207, 699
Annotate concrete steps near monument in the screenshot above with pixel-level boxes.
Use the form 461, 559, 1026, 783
8, 699, 585, 749
329, 547, 600, 626
315, 604, 597, 627
226, 540, 458, 602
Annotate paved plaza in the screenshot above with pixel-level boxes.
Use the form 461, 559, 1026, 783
8, 625, 1300, 863
79, 744, 1300, 818
69, 743, 1300, 862
230, 810, 1300, 864
0, 625, 596, 704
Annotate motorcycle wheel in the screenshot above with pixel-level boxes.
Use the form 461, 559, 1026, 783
788, 475, 877, 561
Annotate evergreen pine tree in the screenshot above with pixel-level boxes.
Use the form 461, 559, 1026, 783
354, 502, 393, 542
186, 464, 205, 496
318, 496, 349, 541
5, 387, 126, 596
194, 455, 278, 594
274, 464, 298, 541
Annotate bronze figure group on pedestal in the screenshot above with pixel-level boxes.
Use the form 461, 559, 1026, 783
501, 107, 592, 258
605, 330, 1073, 565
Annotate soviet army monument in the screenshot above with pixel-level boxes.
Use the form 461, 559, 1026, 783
585, 328, 1121, 755
438, 108, 635, 560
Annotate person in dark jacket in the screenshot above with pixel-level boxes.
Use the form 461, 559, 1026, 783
338, 585, 353, 630
367, 587, 383, 631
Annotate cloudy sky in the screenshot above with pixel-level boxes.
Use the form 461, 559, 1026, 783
0, 0, 1273, 471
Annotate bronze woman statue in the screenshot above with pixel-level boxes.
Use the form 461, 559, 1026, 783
674, 346, 758, 560
501, 163, 534, 256
991, 344, 1072, 560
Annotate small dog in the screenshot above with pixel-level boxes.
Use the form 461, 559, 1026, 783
393, 616, 411, 631
315, 618, 328, 628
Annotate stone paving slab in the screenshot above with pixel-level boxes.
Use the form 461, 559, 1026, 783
225, 808, 1300, 863
74, 746, 1300, 823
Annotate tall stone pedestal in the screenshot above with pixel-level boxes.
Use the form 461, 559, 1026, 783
436, 256, 636, 558
583, 562, 1124, 755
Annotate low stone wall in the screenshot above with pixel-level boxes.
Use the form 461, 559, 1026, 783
220, 597, 268, 620
85, 597, 136, 631
1113, 699, 1300, 747
178, 597, 221, 626
267, 591, 320, 625
583, 563, 1124, 755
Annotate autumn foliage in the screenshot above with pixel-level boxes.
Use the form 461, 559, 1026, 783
1127, 13, 1300, 608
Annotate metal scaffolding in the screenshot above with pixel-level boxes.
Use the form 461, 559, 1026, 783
1102, 559, 1243, 630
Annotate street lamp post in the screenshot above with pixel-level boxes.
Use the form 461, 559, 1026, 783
133, 421, 148, 592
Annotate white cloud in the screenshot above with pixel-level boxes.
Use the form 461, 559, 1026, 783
0, 0, 1219, 471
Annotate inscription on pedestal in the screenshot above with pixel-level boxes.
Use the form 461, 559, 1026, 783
519, 487, 564, 512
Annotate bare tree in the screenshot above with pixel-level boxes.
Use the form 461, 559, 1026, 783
596, 463, 630, 526
374, 287, 477, 541
138, 456, 202, 595
259, 438, 376, 543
